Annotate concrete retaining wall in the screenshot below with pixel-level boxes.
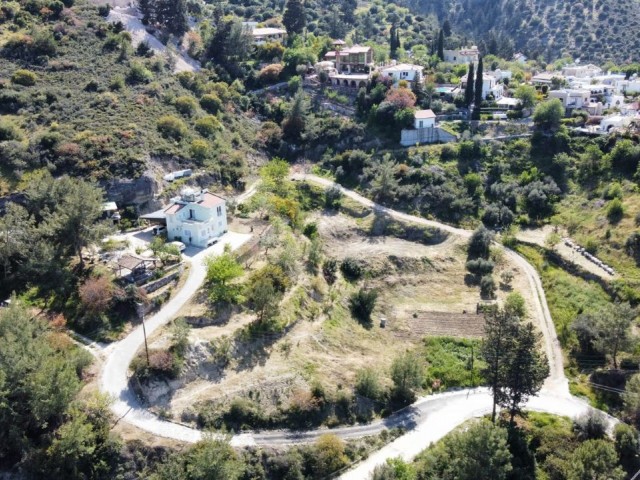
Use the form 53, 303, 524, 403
400, 127, 458, 146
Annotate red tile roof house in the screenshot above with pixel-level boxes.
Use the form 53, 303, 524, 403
164, 188, 227, 247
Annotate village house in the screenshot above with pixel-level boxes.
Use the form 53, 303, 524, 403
531, 72, 565, 87
380, 63, 424, 85
251, 27, 287, 45
461, 73, 504, 100
443, 46, 480, 65
548, 89, 591, 112
513, 53, 527, 64
324, 43, 375, 88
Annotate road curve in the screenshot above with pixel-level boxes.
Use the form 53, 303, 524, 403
98, 174, 602, 478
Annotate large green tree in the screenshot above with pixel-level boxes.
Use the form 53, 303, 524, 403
283, 0, 306, 36
205, 248, 244, 304
533, 99, 565, 131
416, 420, 513, 480
464, 62, 474, 107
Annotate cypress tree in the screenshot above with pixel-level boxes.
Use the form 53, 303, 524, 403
443, 19, 452, 37
283, 0, 306, 36
464, 62, 474, 107
474, 55, 484, 106
437, 29, 444, 61
390, 23, 398, 59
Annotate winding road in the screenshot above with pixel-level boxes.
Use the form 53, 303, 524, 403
97, 174, 612, 479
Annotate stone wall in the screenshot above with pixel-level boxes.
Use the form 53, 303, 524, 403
400, 127, 458, 146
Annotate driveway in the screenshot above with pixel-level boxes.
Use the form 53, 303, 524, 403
100, 231, 252, 442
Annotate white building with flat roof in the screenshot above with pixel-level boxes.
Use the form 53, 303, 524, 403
444, 46, 480, 65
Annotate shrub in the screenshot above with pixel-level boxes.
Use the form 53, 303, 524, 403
79, 276, 114, 314
340, 257, 363, 281
258, 63, 283, 84
195, 115, 222, 137
200, 93, 223, 114
614, 423, 639, 459
466, 258, 494, 276
0, 120, 22, 141
174, 95, 197, 116
468, 226, 493, 259
355, 367, 382, 400
126, 61, 153, 84
480, 275, 496, 299
189, 139, 209, 162
349, 288, 378, 325
148, 350, 180, 378
607, 198, 624, 222
325, 185, 342, 210
322, 259, 337, 284
109, 75, 124, 91
11, 69, 37, 86
573, 411, 607, 441
157, 115, 188, 140
303, 222, 318, 239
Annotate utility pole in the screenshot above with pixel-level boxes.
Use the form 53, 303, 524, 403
136, 302, 150, 366
470, 344, 475, 387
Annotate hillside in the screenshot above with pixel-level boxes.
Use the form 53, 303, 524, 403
401, 0, 640, 63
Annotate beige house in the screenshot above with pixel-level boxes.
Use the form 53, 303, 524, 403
325, 44, 375, 88
252, 27, 287, 45
443, 46, 480, 65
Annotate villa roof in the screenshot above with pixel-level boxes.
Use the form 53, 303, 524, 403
252, 27, 286, 36
415, 109, 436, 119
381, 63, 424, 73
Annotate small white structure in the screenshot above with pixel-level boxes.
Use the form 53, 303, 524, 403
513, 53, 527, 64
444, 46, 480, 65
600, 115, 637, 132
380, 63, 424, 85
496, 97, 520, 110
414, 109, 436, 129
251, 27, 287, 45
164, 188, 227, 248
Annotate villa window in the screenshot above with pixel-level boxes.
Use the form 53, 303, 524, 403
217, 206, 222, 216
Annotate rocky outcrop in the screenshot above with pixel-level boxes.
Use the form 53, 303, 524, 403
102, 174, 160, 210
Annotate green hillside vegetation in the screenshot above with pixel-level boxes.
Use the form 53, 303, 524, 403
400, 0, 640, 63
0, 1, 255, 190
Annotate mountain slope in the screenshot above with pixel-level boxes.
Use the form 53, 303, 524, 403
402, 0, 640, 63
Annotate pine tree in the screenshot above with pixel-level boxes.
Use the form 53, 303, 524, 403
138, 0, 152, 25
412, 69, 425, 107
283, 0, 306, 36
464, 62, 474, 107
437, 28, 444, 61
473, 56, 483, 119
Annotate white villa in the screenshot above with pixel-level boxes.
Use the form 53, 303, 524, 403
548, 89, 591, 110
139, 188, 228, 248
380, 63, 424, 85
444, 46, 480, 65
562, 63, 602, 78
461, 73, 504, 100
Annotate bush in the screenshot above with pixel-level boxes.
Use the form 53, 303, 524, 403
480, 275, 496, 299
189, 139, 209, 162
174, 95, 197, 116
157, 115, 188, 140
466, 258, 494, 276
349, 288, 378, 325
325, 185, 342, 210
195, 115, 221, 137
340, 257, 363, 281
200, 93, 223, 114
0, 120, 22, 141
607, 198, 624, 223
127, 61, 153, 84
303, 222, 318, 239
573, 411, 607, 441
355, 367, 383, 401
11, 69, 37, 86
468, 226, 493, 259
322, 259, 337, 284
258, 63, 283, 84
614, 423, 639, 459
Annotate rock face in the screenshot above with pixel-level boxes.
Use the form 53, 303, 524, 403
102, 174, 160, 210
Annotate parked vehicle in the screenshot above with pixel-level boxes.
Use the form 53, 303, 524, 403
152, 225, 167, 236
206, 237, 219, 247
169, 241, 186, 252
